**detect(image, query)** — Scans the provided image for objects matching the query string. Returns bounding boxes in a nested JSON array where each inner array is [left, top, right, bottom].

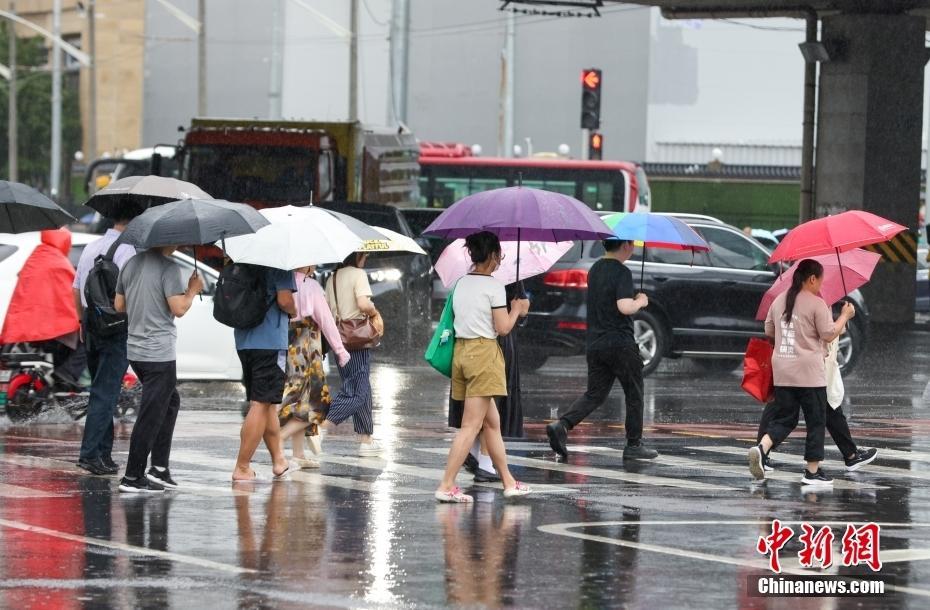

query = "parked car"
[[398, 208, 454, 318], [315, 202, 434, 356], [520, 216, 870, 376], [0, 232, 241, 381]]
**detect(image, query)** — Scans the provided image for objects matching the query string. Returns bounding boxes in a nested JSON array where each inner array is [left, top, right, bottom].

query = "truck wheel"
[[634, 311, 667, 377]]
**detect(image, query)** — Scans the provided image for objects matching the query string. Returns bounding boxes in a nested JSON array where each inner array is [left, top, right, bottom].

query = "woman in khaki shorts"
[[435, 231, 533, 503]]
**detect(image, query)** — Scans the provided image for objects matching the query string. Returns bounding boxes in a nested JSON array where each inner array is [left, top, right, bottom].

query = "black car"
[[316, 202, 434, 357], [520, 216, 870, 376]]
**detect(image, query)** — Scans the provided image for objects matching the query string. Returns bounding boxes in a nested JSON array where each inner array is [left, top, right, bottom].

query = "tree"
[[0, 20, 83, 204]]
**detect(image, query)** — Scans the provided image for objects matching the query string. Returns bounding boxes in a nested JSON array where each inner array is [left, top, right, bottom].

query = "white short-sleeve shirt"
[[452, 274, 507, 339]]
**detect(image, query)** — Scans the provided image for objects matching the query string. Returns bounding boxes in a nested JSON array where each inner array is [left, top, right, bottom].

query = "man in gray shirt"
[[115, 246, 202, 493]]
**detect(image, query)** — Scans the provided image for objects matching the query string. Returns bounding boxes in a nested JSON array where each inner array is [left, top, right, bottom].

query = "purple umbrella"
[[422, 186, 613, 285]]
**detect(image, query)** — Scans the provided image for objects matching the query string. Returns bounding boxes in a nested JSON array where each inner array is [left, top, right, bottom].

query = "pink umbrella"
[[755, 248, 881, 321], [435, 238, 574, 288]]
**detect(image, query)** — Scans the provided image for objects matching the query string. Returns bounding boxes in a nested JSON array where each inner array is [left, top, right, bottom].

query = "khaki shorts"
[[451, 337, 508, 401]]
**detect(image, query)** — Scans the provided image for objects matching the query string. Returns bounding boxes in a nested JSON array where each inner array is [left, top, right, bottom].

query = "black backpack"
[[83, 241, 128, 338], [213, 263, 273, 329]]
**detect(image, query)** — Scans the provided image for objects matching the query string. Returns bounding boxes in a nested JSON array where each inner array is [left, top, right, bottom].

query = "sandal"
[[503, 481, 532, 498], [434, 486, 474, 503], [272, 463, 294, 480]]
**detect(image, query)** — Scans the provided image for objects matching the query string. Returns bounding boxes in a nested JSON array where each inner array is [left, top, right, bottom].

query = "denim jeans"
[[78, 322, 129, 462]]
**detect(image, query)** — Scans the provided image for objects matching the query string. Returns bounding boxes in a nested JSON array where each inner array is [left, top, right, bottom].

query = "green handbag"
[[424, 286, 456, 377]]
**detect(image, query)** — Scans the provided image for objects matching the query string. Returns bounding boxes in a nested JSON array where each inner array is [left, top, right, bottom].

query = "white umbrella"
[[358, 226, 427, 255], [223, 205, 363, 270]]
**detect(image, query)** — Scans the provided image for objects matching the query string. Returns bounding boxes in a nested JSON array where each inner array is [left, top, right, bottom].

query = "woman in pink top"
[[278, 266, 350, 468], [749, 259, 856, 487]]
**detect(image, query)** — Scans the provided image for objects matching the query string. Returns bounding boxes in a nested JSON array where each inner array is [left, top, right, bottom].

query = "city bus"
[[417, 142, 651, 213]]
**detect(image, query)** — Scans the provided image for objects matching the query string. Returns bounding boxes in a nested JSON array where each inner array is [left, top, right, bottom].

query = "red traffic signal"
[[580, 68, 602, 130], [588, 131, 603, 160]]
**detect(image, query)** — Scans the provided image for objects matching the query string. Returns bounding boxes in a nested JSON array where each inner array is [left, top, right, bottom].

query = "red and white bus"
[[418, 142, 651, 213]]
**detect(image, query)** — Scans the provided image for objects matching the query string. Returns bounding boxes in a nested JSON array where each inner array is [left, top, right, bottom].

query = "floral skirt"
[[278, 318, 331, 430]]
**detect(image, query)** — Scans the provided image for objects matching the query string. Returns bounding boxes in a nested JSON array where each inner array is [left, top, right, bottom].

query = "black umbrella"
[[85, 176, 213, 219], [119, 199, 269, 249], [0, 180, 75, 233]]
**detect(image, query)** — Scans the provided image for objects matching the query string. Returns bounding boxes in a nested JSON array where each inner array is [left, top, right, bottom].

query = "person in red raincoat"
[[0, 229, 83, 380]]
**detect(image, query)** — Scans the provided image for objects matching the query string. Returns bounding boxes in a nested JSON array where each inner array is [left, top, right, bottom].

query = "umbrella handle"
[[193, 245, 202, 301], [640, 246, 646, 293], [835, 247, 848, 298]]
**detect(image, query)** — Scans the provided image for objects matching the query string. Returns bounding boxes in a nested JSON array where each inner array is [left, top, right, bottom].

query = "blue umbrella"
[[603, 212, 710, 290]]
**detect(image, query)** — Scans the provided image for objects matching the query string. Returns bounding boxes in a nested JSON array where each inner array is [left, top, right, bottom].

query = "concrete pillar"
[[815, 13, 927, 323]]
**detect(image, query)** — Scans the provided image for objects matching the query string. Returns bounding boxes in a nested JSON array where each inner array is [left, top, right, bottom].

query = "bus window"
[[580, 181, 615, 211], [422, 176, 509, 208], [521, 179, 575, 197]]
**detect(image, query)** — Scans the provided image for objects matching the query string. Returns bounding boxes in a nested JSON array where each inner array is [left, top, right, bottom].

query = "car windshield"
[[0, 244, 18, 264], [697, 226, 771, 271]]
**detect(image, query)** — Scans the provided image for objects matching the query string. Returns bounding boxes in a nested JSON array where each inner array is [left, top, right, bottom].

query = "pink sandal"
[[503, 481, 532, 498], [434, 486, 474, 503]]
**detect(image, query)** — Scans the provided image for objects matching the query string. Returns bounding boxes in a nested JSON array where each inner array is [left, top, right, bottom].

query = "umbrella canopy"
[[120, 199, 268, 249], [0, 181, 75, 233], [358, 226, 427, 255], [223, 205, 363, 270], [602, 212, 710, 251], [315, 207, 384, 241], [435, 238, 573, 288], [422, 187, 613, 242], [603, 212, 710, 290], [755, 249, 880, 320], [768, 210, 907, 263], [85, 176, 213, 219]]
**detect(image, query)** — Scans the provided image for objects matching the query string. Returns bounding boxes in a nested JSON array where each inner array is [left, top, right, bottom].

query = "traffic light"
[[588, 131, 604, 160], [580, 68, 602, 130]]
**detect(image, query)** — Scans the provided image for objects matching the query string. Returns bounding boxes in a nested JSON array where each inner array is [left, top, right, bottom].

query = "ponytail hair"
[[784, 259, 823, 323]]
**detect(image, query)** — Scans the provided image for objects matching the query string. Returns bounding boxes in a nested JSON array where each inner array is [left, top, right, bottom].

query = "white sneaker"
[[358, 440, 383, 457], [292, 457, 320, 469]]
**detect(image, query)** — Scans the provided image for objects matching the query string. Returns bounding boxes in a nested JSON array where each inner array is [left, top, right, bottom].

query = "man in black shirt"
[[546, 239, 659, 461]]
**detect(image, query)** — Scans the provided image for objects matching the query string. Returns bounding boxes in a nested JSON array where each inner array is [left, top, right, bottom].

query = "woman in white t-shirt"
[[749, 259, 856, 487], [435, 231, 532, 503]]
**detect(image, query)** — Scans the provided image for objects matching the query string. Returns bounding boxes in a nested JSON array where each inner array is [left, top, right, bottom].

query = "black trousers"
[[757, 400, 857, 459], [560, 345, 644, 442], [125, 360, 180, 480], [761, 386, 828, 463]]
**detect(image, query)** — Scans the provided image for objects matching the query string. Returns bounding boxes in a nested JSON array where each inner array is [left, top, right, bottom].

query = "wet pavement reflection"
[[0, 326, 928, 608]]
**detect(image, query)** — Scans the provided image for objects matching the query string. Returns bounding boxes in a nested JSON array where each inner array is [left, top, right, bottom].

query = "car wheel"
[[837, 321, 862, 375], [634, 311, 667, 377], [693, 359, 741, 373]]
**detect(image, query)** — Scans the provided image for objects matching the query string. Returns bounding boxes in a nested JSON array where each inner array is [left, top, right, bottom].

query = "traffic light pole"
[[581, 127, 589, 160], [8, 1, 17, 182]]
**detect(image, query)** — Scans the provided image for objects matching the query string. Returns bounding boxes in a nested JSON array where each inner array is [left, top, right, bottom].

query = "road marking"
[[0, 518, 256, 575], [170, 450, 435, 496], [538, 521, 930, 598], [415, 447, 739, 492], [317, 454, 575, 495]]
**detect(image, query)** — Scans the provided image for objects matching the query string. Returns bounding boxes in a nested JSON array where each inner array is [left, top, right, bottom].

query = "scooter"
[[0, 347, 140, 423]]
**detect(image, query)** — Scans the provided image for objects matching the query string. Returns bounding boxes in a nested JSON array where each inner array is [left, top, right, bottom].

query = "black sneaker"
[[763, 453, 775, 472], [748, 444, 765, 481], [845, 448, 878, 472], [119, 476, 165, 494], [801, 468, 834, 486], [623, 442, 659, 460], [100, 456, 119, 475], [473, 467, 501, 483], [146, 467, 178, 489], [463, 453, 479, 474], [546, 421, 569, 459], [77, 456, 109, 476]]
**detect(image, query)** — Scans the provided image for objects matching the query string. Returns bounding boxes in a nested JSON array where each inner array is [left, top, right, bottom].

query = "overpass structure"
[[617, 0, 929, 323]]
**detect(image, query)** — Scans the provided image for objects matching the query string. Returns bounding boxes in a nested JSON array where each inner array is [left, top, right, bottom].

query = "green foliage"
[[649, 179, 801, 230], [0, 21, 83, 203]]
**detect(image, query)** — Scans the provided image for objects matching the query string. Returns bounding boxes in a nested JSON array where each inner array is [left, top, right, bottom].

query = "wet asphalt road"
[[0, 325, 928, 609]]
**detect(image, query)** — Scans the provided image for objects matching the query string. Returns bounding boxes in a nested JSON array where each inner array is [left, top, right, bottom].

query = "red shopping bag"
[[741, 337, 775, 403]]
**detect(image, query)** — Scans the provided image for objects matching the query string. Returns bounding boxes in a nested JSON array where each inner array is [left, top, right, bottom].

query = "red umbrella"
[[755, 248, 881, 320], [768, 210, 906, 293]]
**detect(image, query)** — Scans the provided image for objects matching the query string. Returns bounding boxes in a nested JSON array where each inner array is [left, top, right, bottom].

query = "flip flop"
[[272, 464, 294, 480]]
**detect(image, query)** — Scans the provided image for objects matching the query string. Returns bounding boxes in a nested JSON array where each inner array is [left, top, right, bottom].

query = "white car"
[[0, 232, 241, 381]]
